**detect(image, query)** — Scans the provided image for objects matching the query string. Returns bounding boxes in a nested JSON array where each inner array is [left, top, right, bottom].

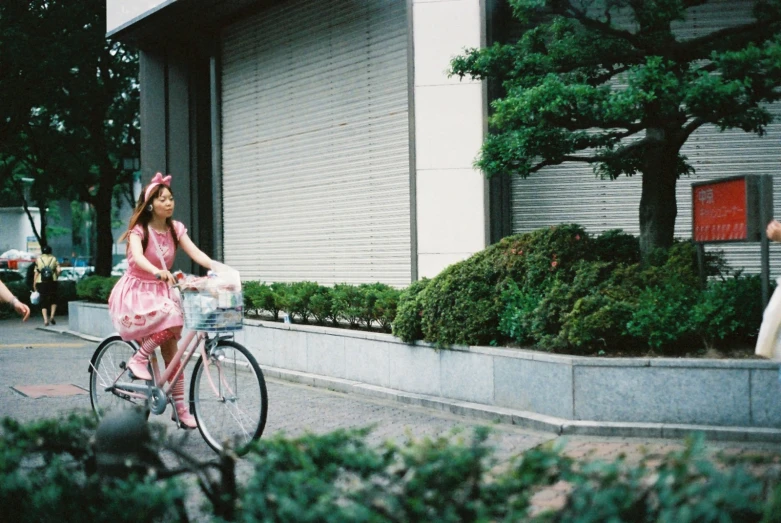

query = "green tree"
[[451, 0, 781, 260], [0, 0, 139, 274]]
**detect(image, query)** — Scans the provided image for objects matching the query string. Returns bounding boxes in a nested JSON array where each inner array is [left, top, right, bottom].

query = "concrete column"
[[412, 0, 488, 279]]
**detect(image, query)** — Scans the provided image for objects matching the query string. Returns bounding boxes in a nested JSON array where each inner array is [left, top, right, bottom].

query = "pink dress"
[[108, 221, 188, 341]]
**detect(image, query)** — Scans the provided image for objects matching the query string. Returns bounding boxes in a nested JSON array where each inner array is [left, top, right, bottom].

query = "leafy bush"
[[413, 224, 633, 348], [688, 274, 765, 348], [374, 285, 400, 332], [285, 281, 320, 323], [309, 285, 336, 325], [547, 434, 771, 522], [0, 414, 186, 522], [4, 415, 775, 522], [76, 276, 120, 303], [332, 283, 364, 328], [419, 251, 505, 346], [392, 278, 430, 342], [357, 283, 399, 330], [498, 279, 541, 346]]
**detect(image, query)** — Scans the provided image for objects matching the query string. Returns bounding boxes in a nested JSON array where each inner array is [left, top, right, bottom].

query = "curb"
[[53, 327, 781, 442], [38, 325, 102, 343], [260, 365, 781, 443]]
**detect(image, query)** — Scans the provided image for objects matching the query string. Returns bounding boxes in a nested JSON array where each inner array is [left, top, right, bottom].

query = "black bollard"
[[94, 409, 162, 479]]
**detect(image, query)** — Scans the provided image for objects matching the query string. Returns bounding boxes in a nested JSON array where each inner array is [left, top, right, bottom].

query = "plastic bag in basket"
[[210, 261, 241, 290]]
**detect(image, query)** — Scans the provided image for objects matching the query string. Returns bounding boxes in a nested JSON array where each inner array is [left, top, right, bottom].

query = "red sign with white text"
[[693, 178, 748, 242]]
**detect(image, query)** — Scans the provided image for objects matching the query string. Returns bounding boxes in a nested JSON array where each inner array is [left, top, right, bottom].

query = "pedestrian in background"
[[0, 279, 31, 321], [34, 245, 60, 326]]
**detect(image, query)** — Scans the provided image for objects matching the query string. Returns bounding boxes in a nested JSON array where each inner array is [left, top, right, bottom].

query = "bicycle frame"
[[99, 329, 233, 407]]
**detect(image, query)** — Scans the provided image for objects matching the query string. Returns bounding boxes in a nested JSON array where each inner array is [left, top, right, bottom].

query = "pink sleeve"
[[174, 220, 188, 238], [129, 224, 144, 237]]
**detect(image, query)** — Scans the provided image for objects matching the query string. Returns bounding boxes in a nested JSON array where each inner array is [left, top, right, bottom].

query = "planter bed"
[[68, 301, 781, 440]]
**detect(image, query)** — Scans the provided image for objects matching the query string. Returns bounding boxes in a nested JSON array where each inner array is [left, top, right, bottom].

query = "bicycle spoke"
[[191, 340, 267, 455], [89, 338, 149, 419]]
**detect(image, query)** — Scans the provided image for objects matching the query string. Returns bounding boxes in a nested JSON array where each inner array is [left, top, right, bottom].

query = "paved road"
[[3, 316, 780, 517]]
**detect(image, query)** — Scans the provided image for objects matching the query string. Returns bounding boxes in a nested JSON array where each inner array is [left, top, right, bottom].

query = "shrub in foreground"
[[2, 415, 778, 522]]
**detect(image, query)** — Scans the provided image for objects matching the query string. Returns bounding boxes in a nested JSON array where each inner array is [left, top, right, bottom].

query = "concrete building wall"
[[412, 0, 488, 278]]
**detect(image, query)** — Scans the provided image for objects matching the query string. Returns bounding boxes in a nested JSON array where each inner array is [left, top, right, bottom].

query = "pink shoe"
[[172, 402, 197, 429], [126, 354, 152, 381]]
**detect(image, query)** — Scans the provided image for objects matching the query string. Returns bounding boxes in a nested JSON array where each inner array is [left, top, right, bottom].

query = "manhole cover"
[[12, 384, 88, 398]]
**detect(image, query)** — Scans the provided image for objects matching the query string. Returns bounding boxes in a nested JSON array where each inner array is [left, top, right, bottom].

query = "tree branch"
[[529, 155, 598, 174], [677, 20, 778, 58], [527, 133, 656, 174], [675, 117, 707, 148], [556, 3, 648, 50]]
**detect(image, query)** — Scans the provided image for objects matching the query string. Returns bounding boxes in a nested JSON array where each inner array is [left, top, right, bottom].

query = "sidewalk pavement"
[[7, 316, 781, 517]]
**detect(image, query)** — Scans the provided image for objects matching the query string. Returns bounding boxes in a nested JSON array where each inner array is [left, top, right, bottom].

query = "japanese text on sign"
[[692, 178, 748, 242]]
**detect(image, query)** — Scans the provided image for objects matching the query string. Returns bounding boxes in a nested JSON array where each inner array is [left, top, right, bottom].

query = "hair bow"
[[144, 172, 172, 201]]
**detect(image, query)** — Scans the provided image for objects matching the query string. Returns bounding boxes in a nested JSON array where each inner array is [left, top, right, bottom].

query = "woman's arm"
[[178, 233, 213, 270], [768, 220, 781, 242], [0, 280, 30, 321]]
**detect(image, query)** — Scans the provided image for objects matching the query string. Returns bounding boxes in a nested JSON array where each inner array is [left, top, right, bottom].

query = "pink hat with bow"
[[144, 172, 172, 202]]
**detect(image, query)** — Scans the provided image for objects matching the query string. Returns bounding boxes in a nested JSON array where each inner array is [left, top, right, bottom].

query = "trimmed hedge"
[[76, 276, 120, 303], [393, 225, 763, 354], [244, 281, 401, 332], [2, 414, 778, 522], [62, 224, 763, 354]]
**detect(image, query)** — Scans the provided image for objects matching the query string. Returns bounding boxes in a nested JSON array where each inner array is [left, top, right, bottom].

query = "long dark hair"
[[119, 184, 179, 253]]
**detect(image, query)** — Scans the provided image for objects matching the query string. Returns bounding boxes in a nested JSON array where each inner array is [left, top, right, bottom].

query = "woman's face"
[[151, 187, 175, 220]]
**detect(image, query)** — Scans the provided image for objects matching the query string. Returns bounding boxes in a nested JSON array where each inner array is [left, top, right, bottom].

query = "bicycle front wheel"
[[190, 340, 268, 455], [89, 336, 149, 419]]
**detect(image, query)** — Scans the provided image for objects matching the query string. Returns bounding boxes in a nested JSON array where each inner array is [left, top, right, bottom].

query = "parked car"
[[59, 267, 94, 282], [111, 259, 128, 277], [0, 269, 25, 283]]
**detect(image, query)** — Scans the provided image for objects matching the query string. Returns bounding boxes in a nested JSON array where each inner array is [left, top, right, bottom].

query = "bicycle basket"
[[181, 288, 243, 332]]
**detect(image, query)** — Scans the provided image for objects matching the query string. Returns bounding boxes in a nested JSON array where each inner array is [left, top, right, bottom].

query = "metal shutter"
[[509, 0, 781, 275], [221, 0, 411, 286]]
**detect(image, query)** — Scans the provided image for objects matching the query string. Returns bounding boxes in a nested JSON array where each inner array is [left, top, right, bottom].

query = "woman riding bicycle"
[[108, 172, 213, 429]]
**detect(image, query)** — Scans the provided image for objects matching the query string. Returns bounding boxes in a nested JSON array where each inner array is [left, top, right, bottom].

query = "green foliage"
[[285, 281, 320, 323], [420, 250, 505, 347], [626, 276, 700, 351], [547, 434, 769, 522], [392, 278, 431, 342], [76, 275, 119, 303], [689, 274, 765, 348], [309, 284, 336, 325], [450, 0, 781, 255], [242, 426, 561, 522], [332, 283, 364, 328], [415, 223, 758, 354], [2, 415, 777, 521], [374, 285, 400, 332], [0, 1, 140, 273], [498, 279, 541, 346], [357, 283, 399, 331], [0, 414, 186, 523], [417, 224, 608, 348], [533, 260, 638, 352]]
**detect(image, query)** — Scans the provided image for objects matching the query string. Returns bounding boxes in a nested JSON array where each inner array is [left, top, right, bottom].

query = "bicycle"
[[87, 272, 268, 455]]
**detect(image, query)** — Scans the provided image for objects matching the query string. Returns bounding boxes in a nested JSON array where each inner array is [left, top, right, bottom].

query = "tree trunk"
[[93, 180, 115, 276], [639, 140, 679, 262]]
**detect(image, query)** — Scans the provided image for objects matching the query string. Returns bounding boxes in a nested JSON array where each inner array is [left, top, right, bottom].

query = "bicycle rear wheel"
[[89, 336, 149, 419], [190, 340, 268, 455]]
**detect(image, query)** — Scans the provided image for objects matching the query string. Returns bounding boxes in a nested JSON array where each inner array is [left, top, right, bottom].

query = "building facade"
[[108, 0, 781, 285]]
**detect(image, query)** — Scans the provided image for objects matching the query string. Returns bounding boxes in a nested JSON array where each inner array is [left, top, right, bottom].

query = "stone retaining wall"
[[69, 301, 781, 431]]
